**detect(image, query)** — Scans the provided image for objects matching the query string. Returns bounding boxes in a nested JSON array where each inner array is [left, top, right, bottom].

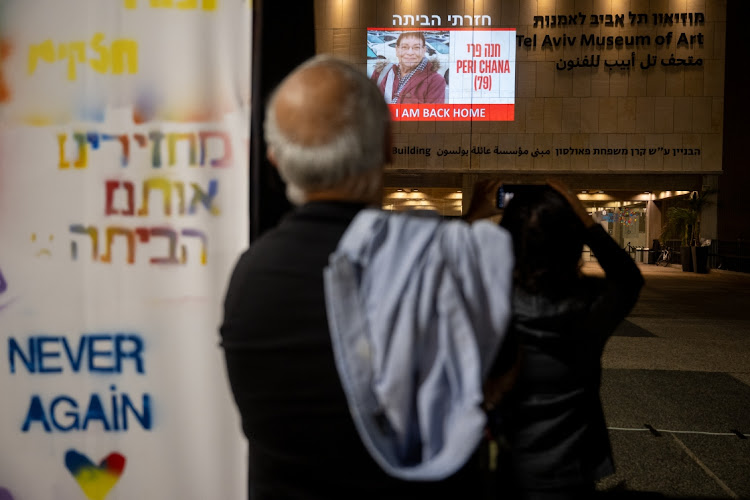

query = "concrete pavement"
[[587, 262, 750, 499]]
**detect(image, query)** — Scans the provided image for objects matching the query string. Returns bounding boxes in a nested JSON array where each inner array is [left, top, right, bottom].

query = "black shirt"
[[220, 201, 483, 499]]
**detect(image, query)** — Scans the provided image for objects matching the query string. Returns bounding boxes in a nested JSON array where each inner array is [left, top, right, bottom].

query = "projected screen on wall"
[[367, 28, 516, 121]]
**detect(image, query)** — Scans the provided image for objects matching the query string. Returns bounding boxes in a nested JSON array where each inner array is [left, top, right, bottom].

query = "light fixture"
[[581, 190, 588, 194], [396, 188, 403, 192], [598, 190, 604, 194], [411, 188, 419, 192]]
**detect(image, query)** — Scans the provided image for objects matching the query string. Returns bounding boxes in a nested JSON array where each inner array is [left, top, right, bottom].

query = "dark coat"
[[504, 225, 644, 492]]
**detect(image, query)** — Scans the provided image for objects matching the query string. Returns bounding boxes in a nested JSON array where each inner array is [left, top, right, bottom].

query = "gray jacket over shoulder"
[[323, 209, 514, 480]]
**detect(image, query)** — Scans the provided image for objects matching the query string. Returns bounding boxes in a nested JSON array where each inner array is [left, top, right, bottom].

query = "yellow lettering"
[[57, 134, 71, 169], [28, 39, 55, 75], [89, 32, 110, 74], [60, 41, 86, 81], [124, 0, 216, 9], [28, 36, 138, 80], [111, 39, 138, 74]]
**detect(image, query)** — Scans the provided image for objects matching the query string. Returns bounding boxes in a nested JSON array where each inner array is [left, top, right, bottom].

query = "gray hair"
[[264, 55, 391, 205]]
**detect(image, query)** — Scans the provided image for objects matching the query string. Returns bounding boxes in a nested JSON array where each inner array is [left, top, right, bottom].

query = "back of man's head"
[[264, 55, 391, 205]]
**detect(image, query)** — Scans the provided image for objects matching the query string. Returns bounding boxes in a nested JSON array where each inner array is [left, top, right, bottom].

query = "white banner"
[[0, 1, 250, 499]]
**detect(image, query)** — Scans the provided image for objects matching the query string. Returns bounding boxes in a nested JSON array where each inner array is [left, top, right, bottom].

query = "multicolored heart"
[[64, 450, 126, 500]]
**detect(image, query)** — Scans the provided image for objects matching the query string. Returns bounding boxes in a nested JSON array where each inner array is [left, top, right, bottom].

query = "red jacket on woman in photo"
[[371, 59, 446, 104]]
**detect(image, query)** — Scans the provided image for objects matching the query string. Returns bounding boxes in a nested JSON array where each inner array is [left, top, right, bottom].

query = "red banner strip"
[[389, 104, 514, 122]]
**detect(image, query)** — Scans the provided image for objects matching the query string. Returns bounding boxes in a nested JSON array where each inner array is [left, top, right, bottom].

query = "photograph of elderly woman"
[[367, 30, 449, 104]]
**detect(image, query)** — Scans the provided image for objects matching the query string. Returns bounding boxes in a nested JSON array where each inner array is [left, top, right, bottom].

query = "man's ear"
[[266, 146, 278, 167]]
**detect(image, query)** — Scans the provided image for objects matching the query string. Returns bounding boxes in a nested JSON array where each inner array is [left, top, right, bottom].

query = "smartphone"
[[496, 184, 546, 208]]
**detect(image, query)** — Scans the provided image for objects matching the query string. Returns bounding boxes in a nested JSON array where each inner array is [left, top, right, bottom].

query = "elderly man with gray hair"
[[220, 55, 517, 499]]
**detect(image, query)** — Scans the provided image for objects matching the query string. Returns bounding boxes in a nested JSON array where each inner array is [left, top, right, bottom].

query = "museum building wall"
[[313, 0, 726, 243]]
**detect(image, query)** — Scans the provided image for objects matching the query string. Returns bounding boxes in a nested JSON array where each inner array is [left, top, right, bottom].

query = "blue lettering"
[[51, 396, 79, 431], [63, 337, 86, 372], [21, 395, 51, 432], [122, 393, 152, 430], [88, 335, 115, 373], [8, 337, 34, 373], [82, 394, 111, 430], [115, 335, 145, 374], [37, 336, 62, 373], [7, 334, 145, 374], [110, 385, 120, 430], [19, 391, 152, 433]]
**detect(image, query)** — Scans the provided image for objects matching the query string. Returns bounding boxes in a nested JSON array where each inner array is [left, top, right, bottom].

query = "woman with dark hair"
[[497, 181, 644, 500]]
